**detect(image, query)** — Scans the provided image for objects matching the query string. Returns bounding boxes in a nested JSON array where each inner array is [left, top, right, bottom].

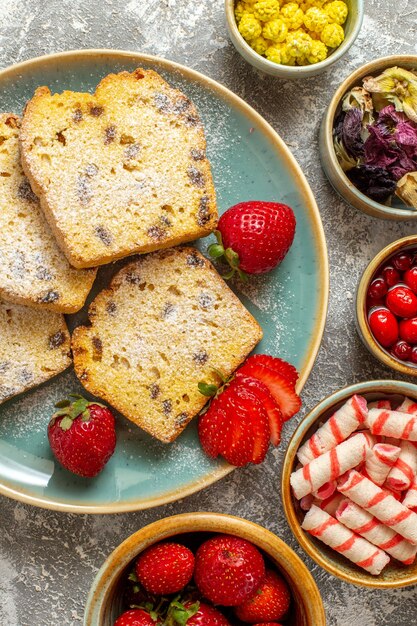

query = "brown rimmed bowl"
[[356, 235, 417, 376], [84, 512, 326, 625], [320, 55, 417, 219], [282, 380, 417, 588]]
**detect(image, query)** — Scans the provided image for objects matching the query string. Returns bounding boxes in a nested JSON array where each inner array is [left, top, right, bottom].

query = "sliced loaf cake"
[[20, 69, 218, 269], [0, 114, 96, 312], [0, 300, 71, 405], [72, 247, 262, 442]]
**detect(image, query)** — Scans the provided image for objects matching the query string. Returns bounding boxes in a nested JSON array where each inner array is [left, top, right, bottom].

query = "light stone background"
[[0, 0, 417, 624]]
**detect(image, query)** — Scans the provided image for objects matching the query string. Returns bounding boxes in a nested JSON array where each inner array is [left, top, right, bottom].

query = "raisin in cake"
[[0, 114, 96, 312], [0, 300, 71, 405], [72, 247, 262, 442], [20, 69, 218, 269]]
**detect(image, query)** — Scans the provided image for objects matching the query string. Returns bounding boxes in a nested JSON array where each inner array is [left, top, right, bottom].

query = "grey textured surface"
[[0, 0, 417, 625]]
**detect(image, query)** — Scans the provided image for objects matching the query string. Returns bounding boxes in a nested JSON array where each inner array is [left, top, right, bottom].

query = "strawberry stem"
[[208, 230, 248, 281]]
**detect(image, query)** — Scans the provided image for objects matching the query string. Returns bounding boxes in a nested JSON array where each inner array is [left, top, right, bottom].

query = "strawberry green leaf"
[[68, 398, 89, 419], [225, 247, 240, 269], [54, 399, 71, 408], [59, 416, 74, 431], [207, 243, 224, 259], [221, 268, 235, 280], [212, 368, 228, 383], [198, 382, 218, 397]]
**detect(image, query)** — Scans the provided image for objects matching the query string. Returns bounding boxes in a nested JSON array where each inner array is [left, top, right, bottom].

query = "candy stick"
[[397, 397, 417, 414], [367, 408, 417, 441], [301, 505, 390, 575], [403, 478, 417, 512], [290, 433, 369, 499], [300, 494, 314, 511], [385, 441, 417, 491], [363, 443, 401, 486], [297, 395, 368, 465], [316, 492, 345, 517], [336, 499, 417, 565], [337, 470, 417, 545], [313, 481, 337, 500], [368, 400, 392, 410]]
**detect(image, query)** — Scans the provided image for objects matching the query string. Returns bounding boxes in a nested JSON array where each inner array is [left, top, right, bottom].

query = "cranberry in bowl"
[[356, 235, 417, 376]]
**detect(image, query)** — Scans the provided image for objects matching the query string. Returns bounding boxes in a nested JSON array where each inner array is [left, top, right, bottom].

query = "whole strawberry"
[[194, 535, 265, 606], [166, 600, 231, 625], [234, 569, 291, 623], [48, 395, 116, 477], [114, 609, 158, 626], [209, 201, 296, 277], [135, 542, 195, 595]]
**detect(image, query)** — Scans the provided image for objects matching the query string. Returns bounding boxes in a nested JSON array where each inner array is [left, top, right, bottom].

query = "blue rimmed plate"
[[0, 50, 328, 513]]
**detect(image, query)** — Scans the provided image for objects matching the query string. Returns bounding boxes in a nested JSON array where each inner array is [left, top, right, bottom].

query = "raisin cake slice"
[[0, 300, 71, 405], [0, 114, 97, 312], [20, 69, 218, 269], [72, 247, 262, 443]]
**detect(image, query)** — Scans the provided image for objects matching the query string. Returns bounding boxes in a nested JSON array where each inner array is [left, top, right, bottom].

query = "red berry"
[[234, 569, 291, 623], [382, 265, 401, 287], [411, 346, 417, 364], [194, 535, 265, 606], [368, 307, 399, 348], [234, 374, 283, 446], [404, 267, 417, 294], [392, 252, 413, 272], [212, 201, 296, 275], [399, 318, 417, 344], [185, 602, 231, 626], [391, 340, 412, 361], [47, 397, 116, 478], [135, 542, 195, 595], [386, 285, 417, 318], [239, 354, 299, 389], [253, 624, 284, 625], [366, 295, 384, 310], [114, 609, 156, 626], [367, 277, 388, 300]]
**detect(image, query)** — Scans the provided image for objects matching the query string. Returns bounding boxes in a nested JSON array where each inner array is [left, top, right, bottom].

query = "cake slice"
[[72, 247, 262, 442], [20, 68, 218, 269], [0, 113, 96, 312], [0, 300, 71, 405]]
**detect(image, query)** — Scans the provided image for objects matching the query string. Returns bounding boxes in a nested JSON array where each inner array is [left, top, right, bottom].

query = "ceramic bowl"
[[320, 55, 417, 219], [225, 0, 363, 78], [84, 512, 326, 625], [356, 235, 417, 376], [282, 379, 417, 588]]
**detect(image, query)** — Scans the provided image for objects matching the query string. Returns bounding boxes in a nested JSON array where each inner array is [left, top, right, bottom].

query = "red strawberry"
[[194, 535, 265, 606], [114, 609, 157, 626], [234, 374, 283, 446], [240, 355, 299, 389], [253, 623, 284, 625], [198, 397, 230, 458], [234, 570, 291, 623], [183, 602, 231, 625], [47, 395, 116, 477], [135, 542, 195, 595], [232, 383, 271, 463], [208, 201, 296, 277], [236, 362, 301, 421]]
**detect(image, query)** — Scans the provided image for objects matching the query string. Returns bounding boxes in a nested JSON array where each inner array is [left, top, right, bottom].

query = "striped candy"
[[338, 470, 417, 545], [301, 505, 390, 575], [367, 408, 417, 441], [297, 395, 368, 465], [385, 440, 417, 491], [403, 478, 417, 512], [336, 499, 417, 565], [363, 443, 401, 486], [291, 433, 369, 499], [317, 492, 345, 517]]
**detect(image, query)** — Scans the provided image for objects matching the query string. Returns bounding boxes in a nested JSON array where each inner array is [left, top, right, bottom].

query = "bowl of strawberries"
[[83, 512, 325, 626]]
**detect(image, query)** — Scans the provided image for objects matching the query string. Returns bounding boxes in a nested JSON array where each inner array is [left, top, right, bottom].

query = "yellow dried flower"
[[251, 35, 270, 55], [280, 3, 304, 29], [265, 44, 283, 63], [235, 1, 254, 22], [279, 43, 297, 65], [253, 0, 281, 21], [303, 7, 328, 32], [305, 39, 328, 63], [285, 30, 313, 58], [300, 0, 326, 10], [321, 22, 344, 47], [263, 18, 288, 42], [238, 14, 263, 41], [324, 0, 348, 25]]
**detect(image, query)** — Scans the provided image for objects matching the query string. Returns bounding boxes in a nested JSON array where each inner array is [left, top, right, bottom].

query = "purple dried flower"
[[342, 108, 364, 157], [347, 165, 397, 203], [364, 125, 398, 169]]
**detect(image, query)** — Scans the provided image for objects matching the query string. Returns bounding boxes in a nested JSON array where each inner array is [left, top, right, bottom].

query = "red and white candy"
[[403, 478, 417, 512], [367, 408, 417, 441], [363, 443, 401, 486], [301, 505, 390, 575]]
